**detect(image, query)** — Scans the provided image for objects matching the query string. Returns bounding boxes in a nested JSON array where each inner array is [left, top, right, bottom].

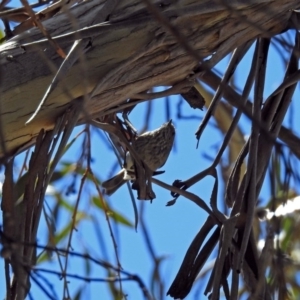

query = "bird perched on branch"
[[102, 120, 175, 196]]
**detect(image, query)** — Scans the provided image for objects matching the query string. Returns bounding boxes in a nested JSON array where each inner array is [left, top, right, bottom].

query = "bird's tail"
[[102, 169, 127, 195]]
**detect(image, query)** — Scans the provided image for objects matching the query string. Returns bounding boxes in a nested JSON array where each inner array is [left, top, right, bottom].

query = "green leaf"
[[14, 172, 29, 201], [92, 197, 133, 227], [36, 252, 48, 264], [54, 211, 89, 245], [54, 193, 75, 212], [111, 210, 133, 227], [84, 251, 91, 276], [49, 170, 68, 183], [73, 286, 84, 300], [0, 30, 4, 44]]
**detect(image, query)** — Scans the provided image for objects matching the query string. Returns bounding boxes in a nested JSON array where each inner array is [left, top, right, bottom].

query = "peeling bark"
[[0, 0, 297, 158]]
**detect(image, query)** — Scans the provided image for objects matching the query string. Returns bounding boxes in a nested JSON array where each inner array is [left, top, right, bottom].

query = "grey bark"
[[0, 0, 297, 158]]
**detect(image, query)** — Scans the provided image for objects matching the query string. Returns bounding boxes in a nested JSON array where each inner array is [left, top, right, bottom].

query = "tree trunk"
[[0, 0, 297, 159]]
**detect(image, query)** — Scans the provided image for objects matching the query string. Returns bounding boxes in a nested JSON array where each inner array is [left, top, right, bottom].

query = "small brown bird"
[[102, 120, 175, 195]]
